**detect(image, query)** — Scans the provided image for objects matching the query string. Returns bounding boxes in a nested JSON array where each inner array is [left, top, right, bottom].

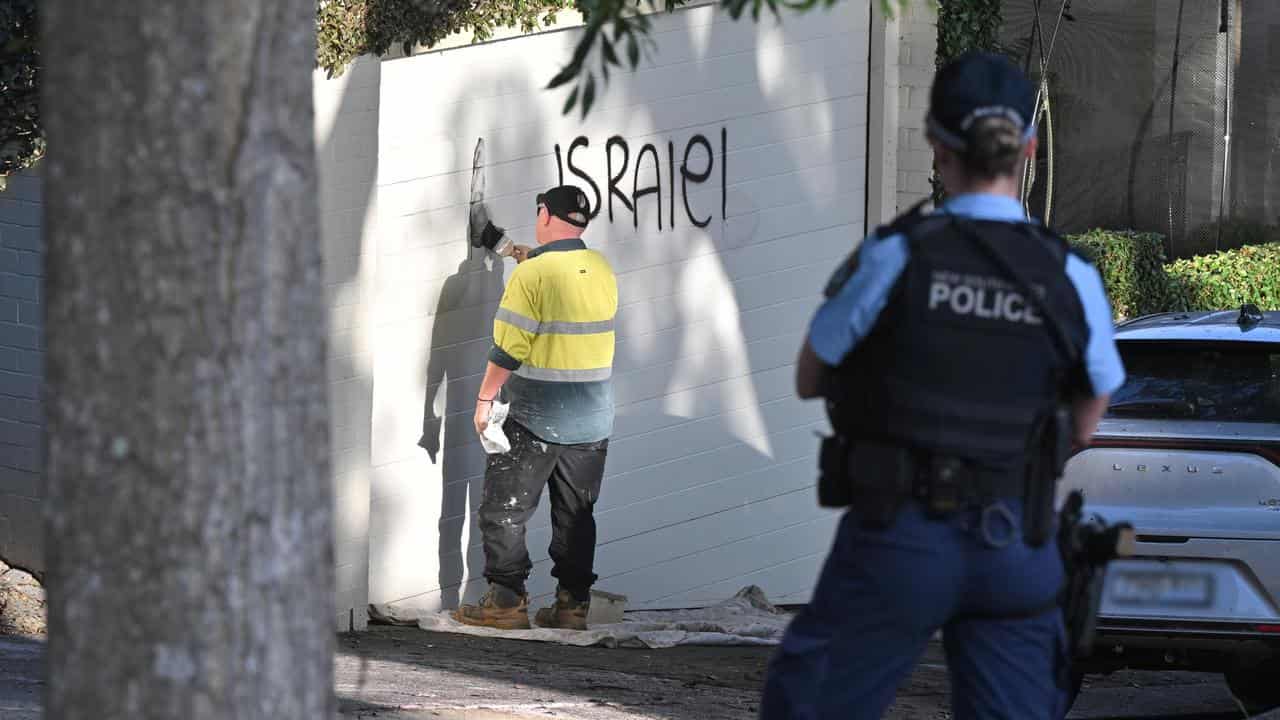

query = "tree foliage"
[[316, 0, 577, 80], [0, 0, 41, 191], [935, 0, 1002, 67]]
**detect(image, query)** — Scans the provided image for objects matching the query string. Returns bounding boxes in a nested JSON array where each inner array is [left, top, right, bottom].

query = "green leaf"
[[581, 72, 597, 117], [547, 63, 579, 89], [626, 33, 640, 67], [562, 85, 580, 115], [570, 19, 602, 68], [601, 36, 619, 65]]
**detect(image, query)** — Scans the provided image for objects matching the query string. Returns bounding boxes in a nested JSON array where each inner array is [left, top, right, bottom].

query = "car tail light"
[[1255, 624, 1280, 634], [1082, 437, 1280, 468]]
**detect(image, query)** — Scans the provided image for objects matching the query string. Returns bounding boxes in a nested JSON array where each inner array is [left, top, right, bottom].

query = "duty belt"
[[826, 438, 1027, 544], [905, 451, 1025, 509], [906, 452, 1025, 548]]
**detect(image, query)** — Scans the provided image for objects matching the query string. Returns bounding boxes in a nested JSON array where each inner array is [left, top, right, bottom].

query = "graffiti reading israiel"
[[553, 129, 727, 231]]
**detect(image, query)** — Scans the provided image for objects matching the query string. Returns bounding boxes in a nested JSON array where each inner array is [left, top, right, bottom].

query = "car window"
[[1107, 341, 1280, 422]]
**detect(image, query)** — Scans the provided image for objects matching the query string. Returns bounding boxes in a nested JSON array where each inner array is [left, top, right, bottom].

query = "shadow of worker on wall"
[[418, 250, 505, 609]]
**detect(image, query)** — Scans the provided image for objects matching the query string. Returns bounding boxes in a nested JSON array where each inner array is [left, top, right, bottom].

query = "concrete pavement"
[[0, 636, 41, 720], [2, 626, 1275, 719]]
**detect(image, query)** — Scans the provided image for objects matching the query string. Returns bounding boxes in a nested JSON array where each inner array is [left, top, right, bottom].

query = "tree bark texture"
[[41, 2, 335, 718]]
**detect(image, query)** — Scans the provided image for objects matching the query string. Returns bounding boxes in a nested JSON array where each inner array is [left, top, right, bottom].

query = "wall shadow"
[[418, 252, 504, 609]]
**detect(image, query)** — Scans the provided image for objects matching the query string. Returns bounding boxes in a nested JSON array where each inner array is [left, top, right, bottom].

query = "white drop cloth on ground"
[[410, 586, 794, 648]]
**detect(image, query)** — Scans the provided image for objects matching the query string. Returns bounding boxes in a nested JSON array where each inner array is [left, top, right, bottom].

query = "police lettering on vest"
[[926, 270, 1044, 326], [828, 216, 1089, 465]]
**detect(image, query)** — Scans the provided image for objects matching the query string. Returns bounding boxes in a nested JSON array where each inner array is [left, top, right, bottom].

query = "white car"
[[1062, 306, 1280, 713]]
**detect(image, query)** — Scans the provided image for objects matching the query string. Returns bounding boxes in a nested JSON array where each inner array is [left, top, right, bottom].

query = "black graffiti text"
[[553, 129, 727, 232]]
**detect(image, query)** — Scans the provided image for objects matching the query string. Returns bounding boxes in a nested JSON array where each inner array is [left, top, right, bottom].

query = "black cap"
[[927, 51, 1036, 151], [536, 185, 591, 228]]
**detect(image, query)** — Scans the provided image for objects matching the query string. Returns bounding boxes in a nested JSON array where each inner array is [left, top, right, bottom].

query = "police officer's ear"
[[927, 134, 961, 176], [1022, 134, 1039, 162]]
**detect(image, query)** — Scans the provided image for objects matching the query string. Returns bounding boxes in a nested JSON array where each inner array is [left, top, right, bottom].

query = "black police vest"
[[827, 213, 1089, 469]]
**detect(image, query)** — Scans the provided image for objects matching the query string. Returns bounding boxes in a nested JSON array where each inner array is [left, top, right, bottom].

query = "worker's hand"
[[474, 400, 492, 437], [512, 245, 531, 263]]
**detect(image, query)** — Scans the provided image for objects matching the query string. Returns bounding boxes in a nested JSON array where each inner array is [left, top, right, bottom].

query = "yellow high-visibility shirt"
[[488, 238, 618, 444], [490, 239, 618, 382]]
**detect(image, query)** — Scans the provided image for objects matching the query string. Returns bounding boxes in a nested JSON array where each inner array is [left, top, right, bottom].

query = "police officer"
[[759, 52, 1125, 719]]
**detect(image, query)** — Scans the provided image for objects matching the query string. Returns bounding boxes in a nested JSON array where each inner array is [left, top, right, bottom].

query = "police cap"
[[926, 51, 1036, 152]]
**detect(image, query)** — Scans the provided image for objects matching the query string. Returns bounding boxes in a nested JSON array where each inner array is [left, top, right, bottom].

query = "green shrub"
[[1165, 243, 1280, 312], [1066, 230, 1169, 320], [1066, 230, 1280, 318]]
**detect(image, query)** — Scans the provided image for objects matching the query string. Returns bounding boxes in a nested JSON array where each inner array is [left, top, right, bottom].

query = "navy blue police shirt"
[[810, 193, 1125, 398]]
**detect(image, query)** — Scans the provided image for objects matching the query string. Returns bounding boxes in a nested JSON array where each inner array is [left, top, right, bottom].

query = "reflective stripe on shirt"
[[514, 365, 614, 382]]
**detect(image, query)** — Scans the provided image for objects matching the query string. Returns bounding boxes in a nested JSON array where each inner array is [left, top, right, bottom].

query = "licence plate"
[[1109, 570, 1214, 607]]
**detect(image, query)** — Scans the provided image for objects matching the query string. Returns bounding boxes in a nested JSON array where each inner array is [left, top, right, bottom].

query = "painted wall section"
[[315, 56, 381, 632], [866, 0, 938, 230], [896, 0, 939, 213], [367, 1, 869, 616], [0, 169, 43, 574]]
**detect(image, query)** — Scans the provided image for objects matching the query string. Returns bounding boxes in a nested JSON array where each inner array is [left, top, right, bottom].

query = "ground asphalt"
[[4, 625, 1279, 719]]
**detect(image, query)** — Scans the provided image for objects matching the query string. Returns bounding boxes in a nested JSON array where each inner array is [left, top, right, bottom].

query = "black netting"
[[998, 0, 1265, 259]]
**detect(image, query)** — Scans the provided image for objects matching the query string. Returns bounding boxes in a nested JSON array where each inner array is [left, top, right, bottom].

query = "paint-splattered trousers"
[[760, 499, 1071, 720], [480, 419, 608, 599]]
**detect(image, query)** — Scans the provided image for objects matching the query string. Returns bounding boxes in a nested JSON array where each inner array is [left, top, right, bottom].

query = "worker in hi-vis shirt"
[[455, 184, 618, 631]]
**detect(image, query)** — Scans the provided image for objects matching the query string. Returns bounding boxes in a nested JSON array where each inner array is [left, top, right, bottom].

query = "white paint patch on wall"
[[366, 1, 868, 616]]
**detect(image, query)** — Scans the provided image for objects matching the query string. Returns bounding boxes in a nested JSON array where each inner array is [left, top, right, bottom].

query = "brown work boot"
[[534, 587, 590, 630], [453, 583, 530, 630]]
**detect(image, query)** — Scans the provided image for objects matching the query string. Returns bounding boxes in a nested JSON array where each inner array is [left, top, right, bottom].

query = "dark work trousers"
[[479, 419, 608, 599], [760, 498, 1069, 720]]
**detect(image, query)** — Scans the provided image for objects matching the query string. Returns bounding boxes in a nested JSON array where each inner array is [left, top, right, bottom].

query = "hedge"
[[1064, 230, 1280, 320], [1164, 243, 1280, 313], [1065, 230, 1168, 320]]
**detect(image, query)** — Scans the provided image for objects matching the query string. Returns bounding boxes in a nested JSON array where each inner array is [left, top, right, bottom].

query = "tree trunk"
[[40, 3, 335, 718]]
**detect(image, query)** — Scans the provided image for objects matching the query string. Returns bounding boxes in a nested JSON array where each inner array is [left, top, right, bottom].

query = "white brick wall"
[[895, 0, 938, 213], [866, 0, 937, 229], [315, 56, 381, 632], [0, 169, 44, 575]]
